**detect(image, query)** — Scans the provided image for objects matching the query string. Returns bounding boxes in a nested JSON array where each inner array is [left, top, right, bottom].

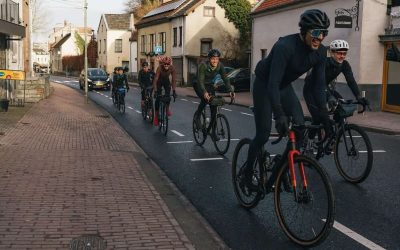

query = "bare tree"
[[124, 0, 161, 20], [31, 0, 50, 34]]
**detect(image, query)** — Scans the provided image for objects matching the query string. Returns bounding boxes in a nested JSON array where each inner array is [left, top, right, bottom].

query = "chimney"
[[130, 13, 135, 30]]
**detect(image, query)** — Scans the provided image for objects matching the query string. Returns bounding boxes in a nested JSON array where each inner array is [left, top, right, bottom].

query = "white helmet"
[[330, 39, 349, 51]]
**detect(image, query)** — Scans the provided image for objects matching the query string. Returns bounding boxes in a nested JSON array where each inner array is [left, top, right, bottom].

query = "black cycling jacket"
[[255, 33, 327, 112], [138, 69, 154, 89], [325, 57, 360, 97]]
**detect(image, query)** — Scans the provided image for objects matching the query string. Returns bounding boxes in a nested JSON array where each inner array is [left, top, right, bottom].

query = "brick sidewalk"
[[0, 84, 194, 249]]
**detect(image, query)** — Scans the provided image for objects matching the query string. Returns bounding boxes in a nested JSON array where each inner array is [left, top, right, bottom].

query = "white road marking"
[[54, 80, 62, 83], [135, 110, 141, 114], [108, 98, 112, 100], [167, 140, 193, 144], [359, 150, 386, 153], [96, 91, 100, 94], [329, 220, 386, 250], [240, 112, 254, 117], [221, 108, 232, 111], [346, 135, 362, 138], [171, 130, 185, 137], [128, 107, 134, 110], [181, 98, 188, 101], [104, 95, 109, 98], [192, 101, 200, 104], [220, 138, 240, 142], [99, 93, 104, 96], [190, 158, 224, 162]]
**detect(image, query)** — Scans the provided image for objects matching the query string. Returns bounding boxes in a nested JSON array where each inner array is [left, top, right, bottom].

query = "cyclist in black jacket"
[[138, 62, 155, 108], [304, 39, 369, 113], [241, 9, 331, 190]]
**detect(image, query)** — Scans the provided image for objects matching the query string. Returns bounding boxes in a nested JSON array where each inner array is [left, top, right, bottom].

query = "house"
[[251, 0, 390, 111], [48, 22, 93, 74], [0, 0, 28, 72], [135, 0, 242, 86], [97, 13, 136, 74], [32, 43, 50, 73]]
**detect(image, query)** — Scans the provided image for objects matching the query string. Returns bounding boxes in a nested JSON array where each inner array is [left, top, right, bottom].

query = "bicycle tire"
[[148, 102, 154, 123], [232, 138, 263, 209], [163, 107, 169, 136], [158, 103, 163, 132], [192, 110, 207, 146], [213, 114, 231, 155], [334, 124, 373, 183], [142, 101, 147, 120], [274, 155, 335, 247], [120, 95, 125, 114]]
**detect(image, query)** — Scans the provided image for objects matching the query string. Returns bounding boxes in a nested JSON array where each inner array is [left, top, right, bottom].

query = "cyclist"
[[152, 56, 177, 126], [114, 67, 130, 95], [138, 62, 155, 108], [194, 49, 235, 141], [111, 66, 119, 100], [241, 9, 331, 190], [305, 39, 369, 111]]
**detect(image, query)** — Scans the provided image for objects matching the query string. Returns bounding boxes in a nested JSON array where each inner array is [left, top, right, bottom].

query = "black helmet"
[[142, 61, 149, 67], [123, 66, 129, 72], [114, 66, 119, 71], [208, 49, 221, 58], [299, 9, 330, 31]]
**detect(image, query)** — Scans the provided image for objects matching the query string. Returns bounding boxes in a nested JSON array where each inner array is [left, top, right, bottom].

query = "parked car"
[[224, 66, 235, 74], [79, 68, 111, 91], [215, 68, 250, 92]]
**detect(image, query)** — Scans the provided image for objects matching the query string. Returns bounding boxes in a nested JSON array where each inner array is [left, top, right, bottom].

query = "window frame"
[[179, 26, 183, 47], [203, 6, 215, 17], [173, 27, 177, 47], [115, 39, 122, 53]]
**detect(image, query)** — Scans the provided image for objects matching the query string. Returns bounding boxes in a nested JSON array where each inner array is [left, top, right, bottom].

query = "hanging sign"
[[335, 15, 353, 28], [0, 69, 25, 80]]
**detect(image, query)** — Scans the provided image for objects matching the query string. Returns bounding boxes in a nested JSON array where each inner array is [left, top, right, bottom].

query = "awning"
[[0, 20, 26, 38]]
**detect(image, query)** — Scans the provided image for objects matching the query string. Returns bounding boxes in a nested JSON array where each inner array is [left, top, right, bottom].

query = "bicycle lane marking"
[[240, 112, 253, 117], [167, 141, 193, 144], [323, 220, 386, 250], [221, 108, 232, 112], [190, 158, 224, 162], [171, 130, 185, 137]]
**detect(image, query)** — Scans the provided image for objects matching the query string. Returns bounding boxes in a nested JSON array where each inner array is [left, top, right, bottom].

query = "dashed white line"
[[167, 140, 193, 144], [329, 220, 386, 250], [190, 158, 224, 162], [359, 150, 386, 153], [135, 110, 141, 114], [171, 130, 185, 137], [108, 98, 112, 100], [220, 138, 240, 142], [221, 108, 232, 112], [128, 107, 134, 110], [181, 98, 188, 101], [192, 101, 200, 104], [104, 95, 109, 98], [241, 112, 254, 116]]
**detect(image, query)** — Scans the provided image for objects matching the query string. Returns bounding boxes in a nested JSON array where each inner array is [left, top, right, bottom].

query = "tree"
[[31, 0, 49, 34], [216, 0, 252, 44], [124, 0, 161, 20], [74, 32, 85, 55]]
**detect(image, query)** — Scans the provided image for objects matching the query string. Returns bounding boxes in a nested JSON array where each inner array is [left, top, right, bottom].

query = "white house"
[[251, 0, 389, 110], [32, 43, 49, 72], [97, 13, 136, 74]]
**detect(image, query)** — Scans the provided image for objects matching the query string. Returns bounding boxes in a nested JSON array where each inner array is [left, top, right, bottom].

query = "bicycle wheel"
[[119, 95, 125, 114], [162, 106, 169, 136], [141, 100, 147, 120], [274, 155, 335, 247], [112, 92, 116, 105], [148, 101, 154, 123], [232, 138, 263, 209], [213, 113, 231, 155], [158, 103, 163, 132], [192, 110, 207, 146], [334, 124, 373, 183]]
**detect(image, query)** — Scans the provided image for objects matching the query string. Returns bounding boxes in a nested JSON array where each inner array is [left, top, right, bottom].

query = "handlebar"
[[209, 95, 235, 105], [337, 98, 371, 114], [270, 123, 327, 146]]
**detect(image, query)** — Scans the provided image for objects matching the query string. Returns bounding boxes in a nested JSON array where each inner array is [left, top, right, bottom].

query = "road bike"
[[115, 87, 126, 114], [302, 99, 373, 183], [141, 86, 154, 123], [156, 93, 176, 136], [192, 95, 234, 155], [232, 118, 335, 247]]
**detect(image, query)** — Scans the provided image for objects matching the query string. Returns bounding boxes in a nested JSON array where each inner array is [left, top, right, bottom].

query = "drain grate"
[[69, 235, 106, 250]]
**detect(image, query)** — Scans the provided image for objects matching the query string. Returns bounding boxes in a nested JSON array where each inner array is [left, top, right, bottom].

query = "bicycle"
[[192, 95, 234, 155], [232, 118, 335, 247], [302, 99, 373, 183], [141, 86, 154, 123], [156, 93, 176, 136], [115, 87, 126, 114]]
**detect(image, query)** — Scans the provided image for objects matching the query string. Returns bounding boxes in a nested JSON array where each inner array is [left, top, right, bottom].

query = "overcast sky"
[[35, 0, 127, 42]]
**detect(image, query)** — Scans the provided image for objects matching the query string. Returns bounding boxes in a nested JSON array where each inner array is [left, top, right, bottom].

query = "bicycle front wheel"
[[213, 114, 230, 155], [275, 155, 335, 247], [141, 101, 147, 120], [119, 96, 125, 114], [192, 111, 207, 146], [232, 138, 263, 209], [334, 124, 373, 183]]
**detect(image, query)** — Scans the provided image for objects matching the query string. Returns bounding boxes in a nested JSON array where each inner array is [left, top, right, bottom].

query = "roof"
[[252, 0, 297, 14], [144, 0, 186, 18], [171, 0, 204, 18], [104, 14, 131, 30], [50, 33, 71, 49]]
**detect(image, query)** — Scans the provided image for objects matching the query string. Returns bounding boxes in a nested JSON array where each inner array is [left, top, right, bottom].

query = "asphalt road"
[[53, 76, 399, 250]]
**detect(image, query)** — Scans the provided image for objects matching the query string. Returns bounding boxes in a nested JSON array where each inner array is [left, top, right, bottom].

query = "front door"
[[383, 42, 400, 113]]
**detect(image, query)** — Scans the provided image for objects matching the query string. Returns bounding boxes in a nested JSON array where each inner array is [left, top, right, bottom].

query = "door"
[[382, 42, 400, 113]]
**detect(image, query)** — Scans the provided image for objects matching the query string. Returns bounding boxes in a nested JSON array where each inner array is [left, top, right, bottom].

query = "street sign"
[[335, 15, 353, 28], [0, 69, 25, 80], [154, 45, 162, 54]]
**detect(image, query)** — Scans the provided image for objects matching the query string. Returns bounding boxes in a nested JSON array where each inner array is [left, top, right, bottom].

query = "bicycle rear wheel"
[[232, 138, 263, 209], [119, 96, 125, 114], [334, 124, 373, 183], [275, 155, 335, 247], [148, 101, 154, 123], [141, 100, 147, 120], [192, 110, 207, 146], [213, 114, 230, 155]]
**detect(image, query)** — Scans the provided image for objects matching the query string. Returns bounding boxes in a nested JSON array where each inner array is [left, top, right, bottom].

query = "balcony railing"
[[0, 0, 20, 25]]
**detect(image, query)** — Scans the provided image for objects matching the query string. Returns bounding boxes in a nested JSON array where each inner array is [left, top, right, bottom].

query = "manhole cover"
[[95, 114, 110, 118], [70, 235, 106, 250]]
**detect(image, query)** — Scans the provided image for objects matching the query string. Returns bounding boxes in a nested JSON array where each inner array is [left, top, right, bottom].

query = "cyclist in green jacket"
[[194, 49, 235, 140]]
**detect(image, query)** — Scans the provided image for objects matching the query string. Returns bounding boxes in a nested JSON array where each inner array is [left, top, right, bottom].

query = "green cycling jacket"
[[197, 62, 232, 95]]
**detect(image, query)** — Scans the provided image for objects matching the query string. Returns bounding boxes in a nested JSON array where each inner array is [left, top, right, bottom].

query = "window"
[[204, 6, 215, 17], [104, 39, 106, 53], [173, 28, 177, 47], [141, 35, 146, 53], [179, 26, 183, 47], [150, 34, 155, 52], [99, 40, 101, 54], [261, 49, 268, 59], [159, 32, 166, 53], [115, 39, 122, 53], [200, 39, 212, 56]]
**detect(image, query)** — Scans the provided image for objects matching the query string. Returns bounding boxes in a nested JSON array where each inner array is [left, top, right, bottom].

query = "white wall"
[[106, 30, 131, 73], [171, 17, 184, 57], [97, 16, 107, 70], [252, 0, 390, 86], [130, 41, 138, 73]]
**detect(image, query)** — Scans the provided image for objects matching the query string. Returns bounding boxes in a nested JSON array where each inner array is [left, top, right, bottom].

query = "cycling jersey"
[[115, 74, 129, 89], [138, 69, 155, 89], [324, 57, 360, 97], [153, 65, 176, 111], [196, 62, 232, 96]]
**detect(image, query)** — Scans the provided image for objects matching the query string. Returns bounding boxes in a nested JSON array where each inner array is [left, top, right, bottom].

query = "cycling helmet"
[[114, 66, 119, 72], [330, 39, 349, 51], [299, 9, 330, 31], [123, 66, 129, 73], [142, 61, 149, 67], [159, 56, 172, 65], [208, 49, 221, 58]]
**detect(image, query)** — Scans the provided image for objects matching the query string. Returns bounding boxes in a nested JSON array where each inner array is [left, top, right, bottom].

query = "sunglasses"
[[334, 51, 347, 56], [309, 29, 329, 38]]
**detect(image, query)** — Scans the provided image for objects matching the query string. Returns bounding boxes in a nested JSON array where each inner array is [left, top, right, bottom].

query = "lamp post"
[[84, 0, 88, 103]]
